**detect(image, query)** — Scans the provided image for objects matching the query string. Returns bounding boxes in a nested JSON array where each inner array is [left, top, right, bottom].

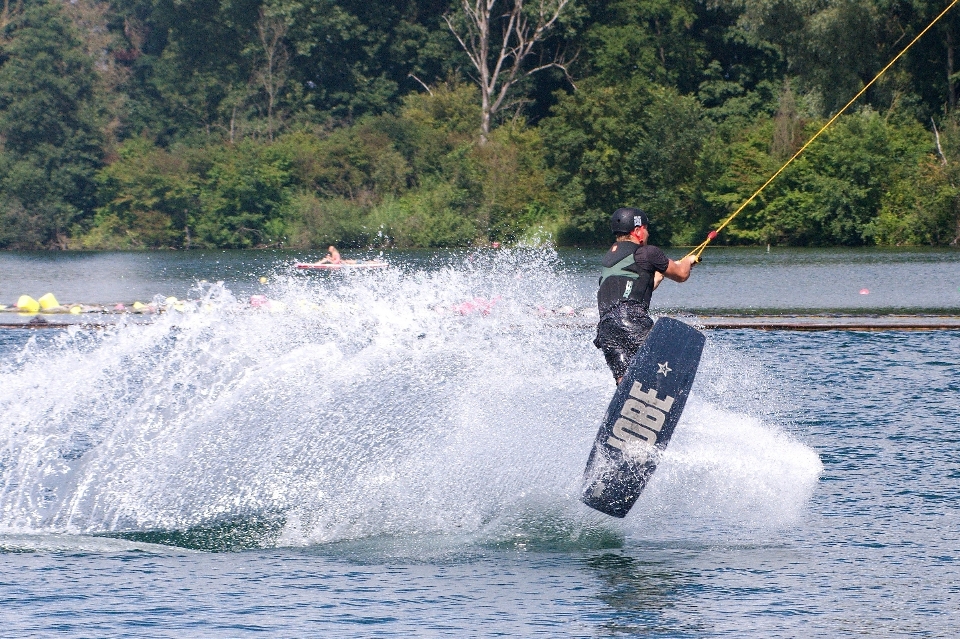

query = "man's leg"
[[595, 320, 636, 383], [594, 307, 654, 384]]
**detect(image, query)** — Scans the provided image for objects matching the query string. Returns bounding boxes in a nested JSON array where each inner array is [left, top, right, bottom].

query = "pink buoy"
[[859, 288, 870, 295], [452, 296, 502, 316]]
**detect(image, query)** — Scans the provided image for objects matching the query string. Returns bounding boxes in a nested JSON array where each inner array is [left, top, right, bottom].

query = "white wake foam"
[[0, 248, 821, 550]]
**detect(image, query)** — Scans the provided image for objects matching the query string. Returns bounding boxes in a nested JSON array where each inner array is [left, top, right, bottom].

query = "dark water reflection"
[[584, 551, 705, 637]]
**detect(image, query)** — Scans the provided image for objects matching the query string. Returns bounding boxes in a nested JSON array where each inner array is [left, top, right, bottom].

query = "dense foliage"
[[1, 0, 959, 249]]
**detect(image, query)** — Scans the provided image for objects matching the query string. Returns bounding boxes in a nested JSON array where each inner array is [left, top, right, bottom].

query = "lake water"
[[2, 246, 960, 312], [1, 247, 959, 637]]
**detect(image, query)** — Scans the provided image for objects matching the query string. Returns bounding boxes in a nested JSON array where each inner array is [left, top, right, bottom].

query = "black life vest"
[[597, 242, 656, 315]]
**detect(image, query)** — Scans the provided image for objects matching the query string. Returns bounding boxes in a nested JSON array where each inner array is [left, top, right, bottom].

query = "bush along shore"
[[1, 0, 960, 250]]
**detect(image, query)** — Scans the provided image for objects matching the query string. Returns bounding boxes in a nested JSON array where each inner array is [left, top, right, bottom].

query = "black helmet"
[[610, 207, 649, 234]]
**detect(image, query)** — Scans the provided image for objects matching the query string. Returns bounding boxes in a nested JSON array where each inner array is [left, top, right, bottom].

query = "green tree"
[[581, 0, 704, 92], [0, 0, 103, 248], [85, 137, 198, 248], [278, 0, 456, 119], [541, 78, 709, 244], [708, 110, 933, 245], [193, 140, 295, 248]]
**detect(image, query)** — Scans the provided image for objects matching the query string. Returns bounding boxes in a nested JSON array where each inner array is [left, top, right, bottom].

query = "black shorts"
[[593, 302, 654, 381]]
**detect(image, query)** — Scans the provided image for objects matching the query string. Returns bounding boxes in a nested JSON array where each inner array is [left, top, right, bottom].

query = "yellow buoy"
[[38, 293, 60, 310], [133, 301, 146, 311], [70, 305, 82, 314], [259, 276, 268, 284], [296, 299, 320, 312], [165, 296, 178, 305], [16, 295, 40, 313]]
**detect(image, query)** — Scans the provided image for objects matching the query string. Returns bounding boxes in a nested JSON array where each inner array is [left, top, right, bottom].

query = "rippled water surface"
[[1, 248, 959, 637]]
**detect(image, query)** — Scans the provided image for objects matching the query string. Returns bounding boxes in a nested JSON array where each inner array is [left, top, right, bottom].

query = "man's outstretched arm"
[[663, 255, 697, 283]]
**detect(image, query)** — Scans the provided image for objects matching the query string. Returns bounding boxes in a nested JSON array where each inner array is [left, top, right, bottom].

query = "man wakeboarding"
[[594, 208, 698, 385], [580, 208, 705, 517]]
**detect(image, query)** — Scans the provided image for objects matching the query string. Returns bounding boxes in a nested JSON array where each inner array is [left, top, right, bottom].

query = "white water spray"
[[0, 249, 821, 549]]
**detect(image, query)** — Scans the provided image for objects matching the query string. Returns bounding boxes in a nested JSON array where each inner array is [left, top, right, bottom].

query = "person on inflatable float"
[[316, 246, 356, 265], [317, 246, 343, 264], [594, 207, 698, 385]]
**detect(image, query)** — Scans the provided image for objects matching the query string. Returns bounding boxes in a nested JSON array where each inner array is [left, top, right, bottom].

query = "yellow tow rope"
[[686, 0, 960, 261]]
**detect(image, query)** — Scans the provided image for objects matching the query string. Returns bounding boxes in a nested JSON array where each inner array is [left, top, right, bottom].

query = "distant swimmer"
[[594, 208, 698, 385], [315, 246, 356, 265]]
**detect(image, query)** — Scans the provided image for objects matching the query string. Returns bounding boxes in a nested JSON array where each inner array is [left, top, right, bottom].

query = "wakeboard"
[[581, 316, 705, 518]]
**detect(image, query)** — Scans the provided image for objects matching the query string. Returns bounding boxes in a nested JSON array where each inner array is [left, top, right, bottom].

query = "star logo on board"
[[657, 361, 672, 377]]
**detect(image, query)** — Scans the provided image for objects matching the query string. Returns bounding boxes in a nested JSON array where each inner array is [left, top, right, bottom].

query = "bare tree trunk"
[[932, 117, 948, 165], [256, 11, 289, 142], [0, 0, 23, 40], [772, 80, 801, 160], [61, 0, 131, 154], [948, 28, 956, 111], [446, 0, 574, 144], [408, 73, 434, 95]]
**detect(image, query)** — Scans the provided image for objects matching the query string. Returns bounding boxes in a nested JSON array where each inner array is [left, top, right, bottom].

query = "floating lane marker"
[[3, 311, 960, 331], [38, 293, 60, 310], [16, 295, 40, 313]]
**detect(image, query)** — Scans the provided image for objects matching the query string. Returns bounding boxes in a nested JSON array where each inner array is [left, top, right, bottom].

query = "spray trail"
[[0, 249, 821, 549]]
